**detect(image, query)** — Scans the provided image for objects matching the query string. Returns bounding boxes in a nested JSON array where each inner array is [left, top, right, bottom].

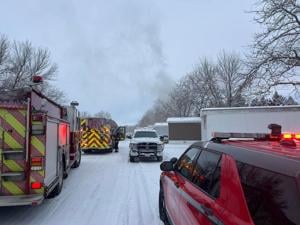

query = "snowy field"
[[0, 141, 190, 225]]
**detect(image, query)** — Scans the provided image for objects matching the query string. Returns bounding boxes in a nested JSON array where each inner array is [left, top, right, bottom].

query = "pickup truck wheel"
[[159, 185, 169, 224]]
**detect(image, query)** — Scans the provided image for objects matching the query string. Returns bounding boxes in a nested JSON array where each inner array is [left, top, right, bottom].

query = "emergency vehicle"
[[0, 85, 81, 206], [159, 124, 300, 225], [80, 118, 125, 153]]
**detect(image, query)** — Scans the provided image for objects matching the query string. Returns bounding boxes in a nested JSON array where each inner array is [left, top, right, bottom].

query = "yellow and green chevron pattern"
[[0, 108, 27, 195], [80, 119, 112, 150]]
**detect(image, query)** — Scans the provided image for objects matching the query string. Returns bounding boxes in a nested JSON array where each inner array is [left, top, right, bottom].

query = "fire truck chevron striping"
[[0, 87, 81, 206], [80, 118, 125, 153]]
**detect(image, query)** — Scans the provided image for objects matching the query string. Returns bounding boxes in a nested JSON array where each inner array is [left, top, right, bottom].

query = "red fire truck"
[[0, 87, 81, 206]]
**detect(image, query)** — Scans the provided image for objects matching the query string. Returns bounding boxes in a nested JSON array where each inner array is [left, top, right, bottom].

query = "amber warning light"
[[282, 133, 293, 139]]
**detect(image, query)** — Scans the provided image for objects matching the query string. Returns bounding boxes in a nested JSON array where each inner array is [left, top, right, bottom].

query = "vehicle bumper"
[[130, 150, 163, 157], [0, 194, 44, 207]]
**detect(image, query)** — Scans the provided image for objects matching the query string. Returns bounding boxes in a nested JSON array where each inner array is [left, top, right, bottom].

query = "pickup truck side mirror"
[[127, 135, 132, 139]]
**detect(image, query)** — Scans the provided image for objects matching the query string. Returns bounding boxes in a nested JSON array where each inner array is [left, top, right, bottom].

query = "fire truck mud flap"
[[0, 194, 44, 206]]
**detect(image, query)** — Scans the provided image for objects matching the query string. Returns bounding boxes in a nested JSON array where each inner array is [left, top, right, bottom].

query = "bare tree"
[[216, 51, 252, 106], [0, 35, 64, 103], [94, 111, 112, 119], [0, 35, 9, 73], [81, 111, 91, 118], [248, 0, 300, 92], [3, 41, 58, 90]]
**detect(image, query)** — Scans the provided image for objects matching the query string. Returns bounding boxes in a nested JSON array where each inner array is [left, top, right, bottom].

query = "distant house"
[[167, 117, 201, 141]]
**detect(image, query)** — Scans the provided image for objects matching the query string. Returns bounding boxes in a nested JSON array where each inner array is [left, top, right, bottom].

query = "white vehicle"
[[129, 128, 164, 162], [201, 105, 300, 141]]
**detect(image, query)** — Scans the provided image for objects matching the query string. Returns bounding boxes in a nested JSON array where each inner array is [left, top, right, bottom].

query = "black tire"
[[72, 147, 81, 168], [129, 156, 135, 162], [130, 156, 138, 162], [157, 156, 163, 162], [63, 156, 68, 179], [83, 149, 91, 154], [47, 156, 64, 198], [159, 185, 169, 224]]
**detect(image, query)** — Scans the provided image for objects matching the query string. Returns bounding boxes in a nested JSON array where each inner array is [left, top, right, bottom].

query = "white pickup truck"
[[129, 128, 164, 162]]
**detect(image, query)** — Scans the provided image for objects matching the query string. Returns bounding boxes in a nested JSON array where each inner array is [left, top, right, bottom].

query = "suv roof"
[[192, 140, 300, 177]]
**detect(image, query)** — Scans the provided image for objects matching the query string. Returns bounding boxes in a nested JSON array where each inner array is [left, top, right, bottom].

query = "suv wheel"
[[159, 185, 169, 224]]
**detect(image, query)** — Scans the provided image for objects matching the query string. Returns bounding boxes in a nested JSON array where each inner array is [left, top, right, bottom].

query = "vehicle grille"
[[137, 143, 157, 152]]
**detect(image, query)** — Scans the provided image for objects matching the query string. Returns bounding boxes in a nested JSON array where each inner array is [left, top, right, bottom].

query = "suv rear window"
[[237, 162, 300, 225]]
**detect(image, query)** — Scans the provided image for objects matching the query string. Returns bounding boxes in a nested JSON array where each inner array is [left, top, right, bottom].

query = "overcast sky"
[[1, 0, 259, 125]]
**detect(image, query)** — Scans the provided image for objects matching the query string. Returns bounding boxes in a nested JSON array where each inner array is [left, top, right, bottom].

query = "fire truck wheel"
[[72, 148, 81, 168], [47, 158, 64, 198], [63, 157, 69, 179]]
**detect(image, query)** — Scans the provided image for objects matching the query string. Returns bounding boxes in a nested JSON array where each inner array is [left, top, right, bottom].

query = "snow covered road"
[[0, 141, 189, 225]]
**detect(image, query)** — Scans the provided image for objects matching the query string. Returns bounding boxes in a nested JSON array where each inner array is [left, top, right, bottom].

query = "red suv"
[[159, 129, 300, 225]]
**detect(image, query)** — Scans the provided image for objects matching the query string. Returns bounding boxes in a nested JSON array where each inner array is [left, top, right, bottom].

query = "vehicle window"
[[134, 131, 158, 138], [192, 150, 221, 198], [237, 162, 300, 225], [177, 148, 200, 180]]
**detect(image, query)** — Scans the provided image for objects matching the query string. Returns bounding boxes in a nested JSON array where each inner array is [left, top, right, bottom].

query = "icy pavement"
[[0, 141, 190, 225]]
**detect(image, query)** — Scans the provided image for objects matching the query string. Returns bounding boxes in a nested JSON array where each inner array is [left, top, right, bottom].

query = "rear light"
[[295, 134, 300, 140], [31, 157, 43, 171], [282, 133, 293, 139], [31, 182, 43, 189]]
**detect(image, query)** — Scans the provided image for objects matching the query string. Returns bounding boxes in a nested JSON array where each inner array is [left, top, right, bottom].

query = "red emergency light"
[[32, 75, 43, 83], [31, 182, 43, 190], [31, 157, 43, 166]]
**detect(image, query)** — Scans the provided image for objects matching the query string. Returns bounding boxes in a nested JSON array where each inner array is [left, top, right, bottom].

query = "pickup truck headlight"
[[157, 144, 164, 151], [130, 143, 138, 151]]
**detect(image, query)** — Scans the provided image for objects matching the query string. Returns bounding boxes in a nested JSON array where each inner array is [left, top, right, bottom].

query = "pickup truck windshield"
[[134, 131, 158, 138]]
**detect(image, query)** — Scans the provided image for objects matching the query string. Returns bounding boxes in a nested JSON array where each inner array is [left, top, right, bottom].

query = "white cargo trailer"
[[201, 105, 300, 141]]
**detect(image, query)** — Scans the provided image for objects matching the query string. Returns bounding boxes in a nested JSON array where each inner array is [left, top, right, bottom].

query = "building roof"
[[154, 122, 168, 126], [201, 105, 300, 114], [167, 117, 201, 124]]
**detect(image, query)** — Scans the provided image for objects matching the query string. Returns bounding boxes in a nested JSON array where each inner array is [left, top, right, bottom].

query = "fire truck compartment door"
[[44, 121, 59, 186]]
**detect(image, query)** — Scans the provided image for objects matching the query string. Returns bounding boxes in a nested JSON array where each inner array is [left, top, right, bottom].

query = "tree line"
[[0, 35, 65, 103], [139, 0, 300, 127]]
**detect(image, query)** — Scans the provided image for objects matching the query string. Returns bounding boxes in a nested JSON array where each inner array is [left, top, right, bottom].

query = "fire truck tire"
[[63, 156, 69, 179], [72, 148, 81, 168], [48, 157, 64, 198]]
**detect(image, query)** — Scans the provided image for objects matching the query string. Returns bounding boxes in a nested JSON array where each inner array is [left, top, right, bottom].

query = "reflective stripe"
[[2, 181, 25, 195], [31, 136, 45, 155]]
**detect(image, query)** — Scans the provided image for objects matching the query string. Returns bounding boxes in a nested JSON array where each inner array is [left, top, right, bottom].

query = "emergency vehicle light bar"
[[212, 132, 268, 140]]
